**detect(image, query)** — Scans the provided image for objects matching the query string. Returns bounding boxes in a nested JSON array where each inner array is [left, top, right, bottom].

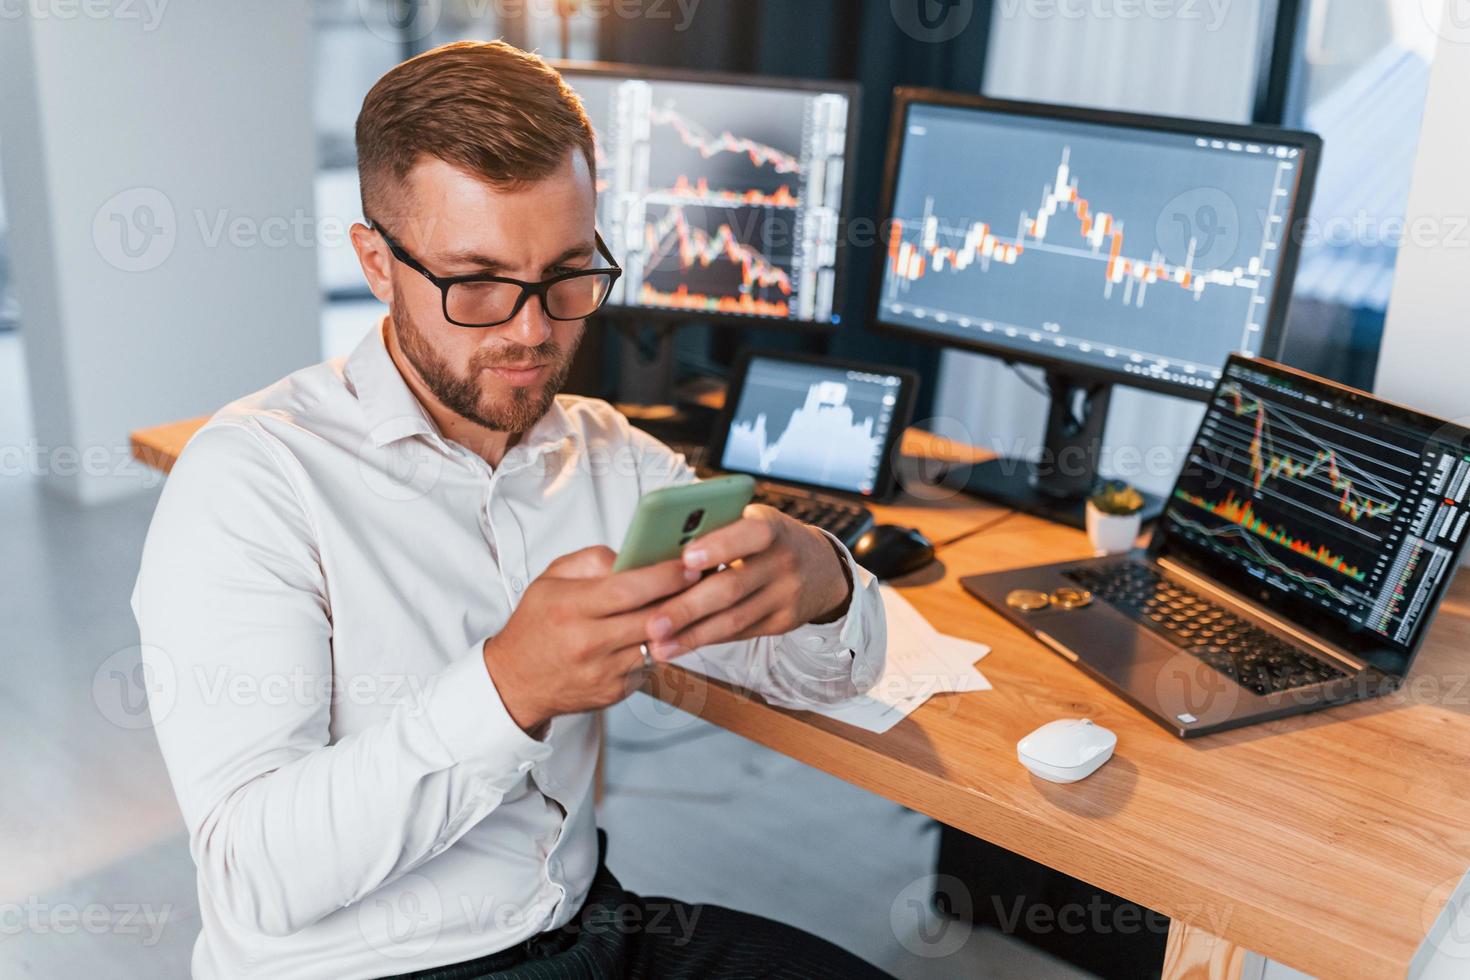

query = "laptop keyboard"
[[753, 484, 874, 550], [1066, 561, 1349, 696]]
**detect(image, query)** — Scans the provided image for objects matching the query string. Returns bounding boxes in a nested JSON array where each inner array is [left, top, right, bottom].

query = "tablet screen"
[[720, 356, 906, 496]]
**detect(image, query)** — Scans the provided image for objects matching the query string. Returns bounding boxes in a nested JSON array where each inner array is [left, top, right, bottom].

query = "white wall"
[[1388, 0, 1470, 889], [1376, 13, 1470, 425], [0, 3, 321, 503]]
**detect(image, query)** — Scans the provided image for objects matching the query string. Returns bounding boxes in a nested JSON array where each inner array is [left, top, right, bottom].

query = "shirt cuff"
[[792, 531, 873, 652], [821, 529, 885, 693], [424, 643, 553, 773]]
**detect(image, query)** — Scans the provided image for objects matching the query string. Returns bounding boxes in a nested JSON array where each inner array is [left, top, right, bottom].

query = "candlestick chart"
[[570, 73, 850, 323], [877, 103, 1305, 386]]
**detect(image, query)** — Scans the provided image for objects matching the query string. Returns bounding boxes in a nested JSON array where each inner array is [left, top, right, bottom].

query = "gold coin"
[[1051, 587, 1094, 609], [1006, 589, 1052, 611]]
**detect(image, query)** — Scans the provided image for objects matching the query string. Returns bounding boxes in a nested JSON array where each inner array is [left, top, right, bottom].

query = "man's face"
[[381, 151, 597, 433]]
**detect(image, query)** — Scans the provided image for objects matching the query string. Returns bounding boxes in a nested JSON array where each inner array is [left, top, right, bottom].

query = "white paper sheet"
[[807, 586, 992, 734]]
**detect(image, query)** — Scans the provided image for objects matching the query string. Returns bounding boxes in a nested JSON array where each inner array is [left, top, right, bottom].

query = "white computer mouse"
[[1017, 718, 1117, 783]]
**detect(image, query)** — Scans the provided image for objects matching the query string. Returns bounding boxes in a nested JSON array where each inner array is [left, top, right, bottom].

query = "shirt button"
[[510, 576, 525, 593]]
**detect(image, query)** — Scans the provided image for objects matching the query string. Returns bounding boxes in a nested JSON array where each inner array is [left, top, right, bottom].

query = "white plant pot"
[[1086, 502, 1142, 556]]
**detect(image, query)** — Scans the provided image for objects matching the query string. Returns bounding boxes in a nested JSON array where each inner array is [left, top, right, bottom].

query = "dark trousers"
[[386, 835, 891, 980]]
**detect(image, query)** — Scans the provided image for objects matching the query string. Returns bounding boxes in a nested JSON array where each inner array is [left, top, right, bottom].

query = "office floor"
[[0, 326, 1091, 978]]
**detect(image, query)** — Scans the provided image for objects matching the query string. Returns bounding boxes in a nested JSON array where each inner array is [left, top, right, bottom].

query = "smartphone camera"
[[679, 509, 705, 546]]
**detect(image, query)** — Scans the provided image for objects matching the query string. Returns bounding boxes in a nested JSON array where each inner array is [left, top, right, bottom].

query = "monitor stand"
[[612, 319, 720, 448], [615, 320, 677, 406], [958, 369, 1165, 530]]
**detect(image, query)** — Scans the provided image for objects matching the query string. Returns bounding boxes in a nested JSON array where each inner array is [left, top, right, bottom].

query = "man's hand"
[[641, 505, 852, 661], [482, 547, 699, 735]]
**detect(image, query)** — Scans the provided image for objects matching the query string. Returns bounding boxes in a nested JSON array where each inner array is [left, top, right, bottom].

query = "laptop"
[[682, 349, 918, 549], [962, 355, 1470, 737]]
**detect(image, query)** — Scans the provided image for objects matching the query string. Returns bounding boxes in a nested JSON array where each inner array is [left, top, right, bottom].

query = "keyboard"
[[1065, 561, 1349, 696], [752, 483, 875, 550]]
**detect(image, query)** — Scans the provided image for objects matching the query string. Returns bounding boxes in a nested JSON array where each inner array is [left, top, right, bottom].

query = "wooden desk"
[[132, 416, 1470, 980]]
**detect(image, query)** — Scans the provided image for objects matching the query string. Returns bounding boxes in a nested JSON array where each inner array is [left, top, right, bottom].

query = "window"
[[314, 0, 514, 169], [0, 149, 15, 333], [312, 0, 509, 356], [523, 2, 600, 61], [1280, 0, 1446, 389]]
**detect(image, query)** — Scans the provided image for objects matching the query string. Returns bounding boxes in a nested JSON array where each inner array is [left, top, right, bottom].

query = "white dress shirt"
[[130, 319, 885, 979]]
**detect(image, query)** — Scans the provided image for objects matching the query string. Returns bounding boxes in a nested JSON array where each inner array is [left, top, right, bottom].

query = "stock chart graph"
[[1166, 362, 1470, 648], [721, 357, 902, 495], [570, 72, 850, 324], [879, 103, 1307, 388]]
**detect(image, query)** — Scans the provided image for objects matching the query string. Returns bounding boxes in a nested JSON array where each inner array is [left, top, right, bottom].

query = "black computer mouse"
[[851, 524, 936, 580]]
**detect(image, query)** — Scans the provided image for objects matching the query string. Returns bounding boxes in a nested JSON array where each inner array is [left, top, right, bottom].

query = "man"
[[132, 41, 889, 979]]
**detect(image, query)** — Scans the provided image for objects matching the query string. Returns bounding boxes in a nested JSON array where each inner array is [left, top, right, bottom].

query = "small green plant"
[[1090, 481, 1145, 516]]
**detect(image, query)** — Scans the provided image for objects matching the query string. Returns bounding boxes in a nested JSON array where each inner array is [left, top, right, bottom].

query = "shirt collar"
[[509, 396, 578, 467], [344, 315, 579, 461], [345, 317, 438, 449]]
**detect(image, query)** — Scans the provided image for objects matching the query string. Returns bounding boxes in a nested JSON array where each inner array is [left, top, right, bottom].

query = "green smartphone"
[[612, 475, 756, 572]]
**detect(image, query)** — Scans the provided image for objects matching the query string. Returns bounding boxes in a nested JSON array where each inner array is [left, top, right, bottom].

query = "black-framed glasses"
[[366, 218, 623, 328]]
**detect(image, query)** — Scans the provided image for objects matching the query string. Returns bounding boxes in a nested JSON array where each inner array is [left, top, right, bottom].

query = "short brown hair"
[[355, 40, 597, 220]]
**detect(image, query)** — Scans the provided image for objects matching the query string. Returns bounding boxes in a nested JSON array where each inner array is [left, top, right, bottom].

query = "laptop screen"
[[1159, 356, 1470, 670], [719, 356, 906, 497]]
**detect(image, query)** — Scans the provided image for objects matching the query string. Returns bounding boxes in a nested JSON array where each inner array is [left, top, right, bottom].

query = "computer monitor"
[[872, 88, 1322, 527], [559, 63, 860, 329]]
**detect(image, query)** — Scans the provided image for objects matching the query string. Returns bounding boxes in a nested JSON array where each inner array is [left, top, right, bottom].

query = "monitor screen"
[[563, 66, 853, 326], [720, 356, 905, 496], [876, 99, 1316, 394], [1161, 358, 1470, 666]]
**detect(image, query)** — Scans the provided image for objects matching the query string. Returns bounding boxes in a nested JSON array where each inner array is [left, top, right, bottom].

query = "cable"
[[673, 348, 731, 380], [932, 508, 1019, 551], [1006, 360, 1052, 399], [1008, 359, 1098, 435]]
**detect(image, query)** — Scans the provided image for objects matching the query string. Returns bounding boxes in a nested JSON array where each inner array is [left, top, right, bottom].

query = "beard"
[[391, 296, 583, 434]]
